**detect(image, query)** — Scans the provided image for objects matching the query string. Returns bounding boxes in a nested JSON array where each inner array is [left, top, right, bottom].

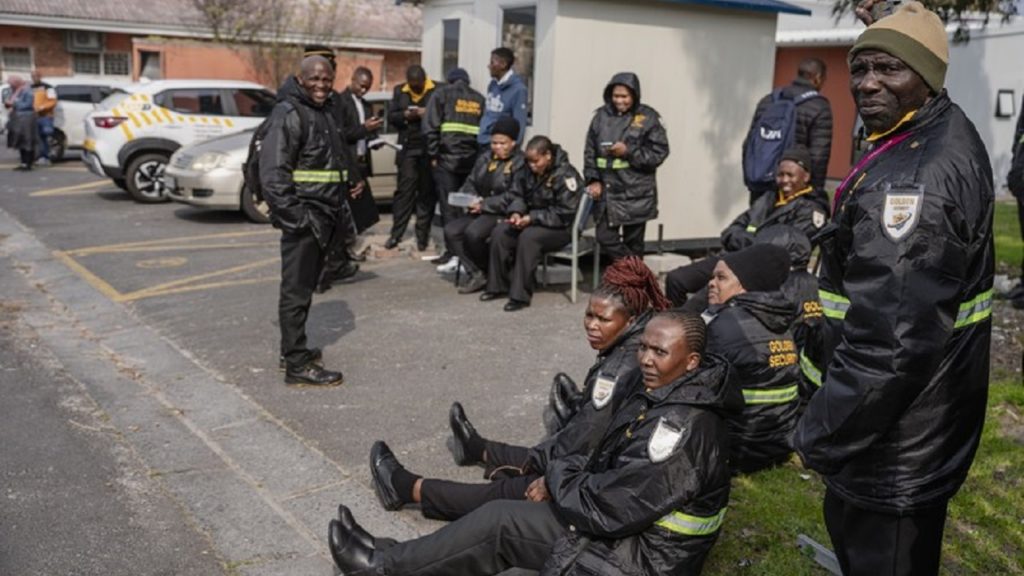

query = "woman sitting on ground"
[[368, 256, 670, 521], [444, 116, 526, 294], [480, 135, 582, 311]]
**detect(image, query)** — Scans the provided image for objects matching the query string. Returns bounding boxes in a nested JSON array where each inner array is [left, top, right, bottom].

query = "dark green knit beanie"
[[849, 1, 949, 93]]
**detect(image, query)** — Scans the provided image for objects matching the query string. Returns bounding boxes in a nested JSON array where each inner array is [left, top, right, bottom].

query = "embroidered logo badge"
[[564, 177, 578, 192], [632, 113, 646, 128], [882, 189, 923, 241], [648, 417, 684, 463], [813, 210, 826, 229], [591, 374, 616, 410]]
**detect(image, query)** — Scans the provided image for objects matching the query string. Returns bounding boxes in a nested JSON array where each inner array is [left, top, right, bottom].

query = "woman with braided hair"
[[364, 256, 669, 522]]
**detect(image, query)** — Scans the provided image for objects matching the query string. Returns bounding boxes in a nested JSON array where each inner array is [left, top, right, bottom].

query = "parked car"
[[164, 90, 398, 223], [0, 82, 10, 135], [42, 77, 129, 161], [82, 79, 275, 203]]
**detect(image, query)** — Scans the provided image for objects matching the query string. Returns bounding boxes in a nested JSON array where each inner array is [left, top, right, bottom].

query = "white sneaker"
[[436, 257, 460, 273], [36, 157, 51, 166]]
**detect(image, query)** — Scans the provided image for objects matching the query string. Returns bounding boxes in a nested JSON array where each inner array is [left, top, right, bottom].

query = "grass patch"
[[995, 201, 1022, 276], [703, 380, 1024, 575]]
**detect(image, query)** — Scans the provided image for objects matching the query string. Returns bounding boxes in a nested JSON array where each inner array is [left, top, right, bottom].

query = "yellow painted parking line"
[[52, 250, 125, 302], [118, 257, 279, 302], [30, 180, 110, 197], [81, 242, 276, 255], [122, 276, 279, 302], [67, 229, 278, 256]]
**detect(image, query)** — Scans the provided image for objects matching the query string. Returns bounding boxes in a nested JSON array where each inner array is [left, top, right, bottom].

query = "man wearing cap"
[[422, 67, 486, 264], [794, 3, 993, 574]]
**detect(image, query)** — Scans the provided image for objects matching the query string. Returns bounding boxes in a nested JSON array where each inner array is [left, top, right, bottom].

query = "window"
[[442, 19, 460, 78], [2, 46, 33, 73], [104, 53, 130, 76], [55, 85, 96, 103], [154, 89, 225, 115], [232, 89, 276, 117], [501, 6, 536, 124], [71, 51, 130, 77], [139, 51, 162, 80], [72, 53, 101, 75]]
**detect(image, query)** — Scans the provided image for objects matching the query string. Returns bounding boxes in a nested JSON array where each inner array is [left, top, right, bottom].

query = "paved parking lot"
[[0, 150, 595, 574]]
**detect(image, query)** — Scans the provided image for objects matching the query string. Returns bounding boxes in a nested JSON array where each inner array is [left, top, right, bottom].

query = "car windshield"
[[96, 90, 131, 110]]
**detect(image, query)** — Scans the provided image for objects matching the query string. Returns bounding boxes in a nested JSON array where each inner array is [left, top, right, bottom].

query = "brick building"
[[0, 0, 421, 91]]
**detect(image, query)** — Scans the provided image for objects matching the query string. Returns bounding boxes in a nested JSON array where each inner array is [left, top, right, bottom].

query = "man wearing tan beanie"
[[794, 2, 994, 575]]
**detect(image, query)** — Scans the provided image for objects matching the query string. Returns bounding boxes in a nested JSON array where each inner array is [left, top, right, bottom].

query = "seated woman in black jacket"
[[480, 135, 582, 311], [444, 117, 526, 294], [666, 146, 827, 308], [366, 257, 670, 521], [703, 243, 802, 474]]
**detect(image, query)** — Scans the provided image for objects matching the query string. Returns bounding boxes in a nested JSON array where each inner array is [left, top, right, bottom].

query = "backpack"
[[743, 89, 821, 193], [243, 101, 309, 207]]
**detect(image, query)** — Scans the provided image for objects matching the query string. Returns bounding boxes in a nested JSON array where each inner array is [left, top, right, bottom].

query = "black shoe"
[[449, 402, 481, 466], [430, 251, 454, 265], [329, 517, 375, 574], [279, 348, 322, 372], [370, 441, 404, 511], [479, 291, 504, 302], [347, 247, 368, 263], [550, 372, 581, 426], [383, 237, 400, 250], [335, 505, 399, 550], [416, 241, 429, 252], [504, 300, 530, 312], [284, 363, 343, 387], [458, 273, 487, 295]]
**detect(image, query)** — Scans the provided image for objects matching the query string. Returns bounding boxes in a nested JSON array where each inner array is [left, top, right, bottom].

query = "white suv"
[[82, 79, 275, 203], [47, 78, 129, 161]]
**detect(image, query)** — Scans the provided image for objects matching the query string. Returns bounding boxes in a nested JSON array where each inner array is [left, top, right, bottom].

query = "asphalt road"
[[0, 149, 595, 575]]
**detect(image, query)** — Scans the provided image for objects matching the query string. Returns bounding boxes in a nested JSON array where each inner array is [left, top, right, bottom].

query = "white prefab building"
[[410, 0, 808, 246]]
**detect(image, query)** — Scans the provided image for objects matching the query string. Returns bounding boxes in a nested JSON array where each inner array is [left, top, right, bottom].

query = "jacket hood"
[[276, 74, 323, 108], [721, 291, 797, 333], [646, 353, 742, 416], [603, 72, 641, 113], [550, 144, 571, 173]]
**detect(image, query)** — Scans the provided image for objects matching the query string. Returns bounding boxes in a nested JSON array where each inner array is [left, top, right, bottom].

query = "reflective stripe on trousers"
[[655, 507, 727, 536]]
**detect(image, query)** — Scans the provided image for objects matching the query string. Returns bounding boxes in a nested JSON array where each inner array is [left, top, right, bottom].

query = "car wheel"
[[240, 183, 271, 224], [48, 131, 66, 162], [125, 153, 171, 203]]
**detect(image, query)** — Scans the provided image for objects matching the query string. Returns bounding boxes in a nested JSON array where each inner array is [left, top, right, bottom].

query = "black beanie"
[[780, 146, 812, 173], [722, 244, 791, 293], [446, 67, 470, 84], [491, 116, 520, 141]]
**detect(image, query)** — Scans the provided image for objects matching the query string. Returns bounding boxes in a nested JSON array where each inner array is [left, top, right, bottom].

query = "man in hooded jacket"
[[583, 72, 670, 260], [794, 4, 993, 574]]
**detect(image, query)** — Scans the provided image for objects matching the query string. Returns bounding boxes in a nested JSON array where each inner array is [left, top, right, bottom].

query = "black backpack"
[[242, 101, 309, 207], [742, 89, 821, 193]]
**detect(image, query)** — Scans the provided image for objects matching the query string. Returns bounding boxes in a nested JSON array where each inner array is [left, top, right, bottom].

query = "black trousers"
[[595, 215, 646, 260], [823, 489, 948, 576], [1017, 192, 1024, 272], [418, 439, 534, 521], [488, 223, 572, 303], [665, 257, 718, 308], [430, 166, 469, 231], [390, 153, 435, 246], [375, 500, 565, 575], [444, 214, 500, 275], [279, 228, 325, 369]]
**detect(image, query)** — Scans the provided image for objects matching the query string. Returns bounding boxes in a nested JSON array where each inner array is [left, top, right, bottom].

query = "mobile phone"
[[600, 141, 613, 152], [870, 0, 901, 21]]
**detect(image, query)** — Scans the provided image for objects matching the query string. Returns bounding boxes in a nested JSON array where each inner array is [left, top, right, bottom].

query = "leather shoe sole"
[[448, 402, 478, 466], [369, 441, 404, 511], [479, 291, 504, 302]]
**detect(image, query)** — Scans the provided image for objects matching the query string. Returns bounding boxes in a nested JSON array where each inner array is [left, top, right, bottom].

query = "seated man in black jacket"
[[666, 147, 827, 309], [329, 310, 738, 576]]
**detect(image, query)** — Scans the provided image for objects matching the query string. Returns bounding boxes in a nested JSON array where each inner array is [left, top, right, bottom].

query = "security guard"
[[703, 244, 801, 474], [481, 135, 581, 311], [794, 3, 994, 574], [422, 67, 486, 262], [329, 310, 737, 576], [384, 65, 439, 251], [583, 72, 670, 260], [260, 56, 360, 386]]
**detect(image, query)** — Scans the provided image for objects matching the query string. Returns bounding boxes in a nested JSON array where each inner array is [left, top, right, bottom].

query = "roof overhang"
[[399, 0, 810, 16]]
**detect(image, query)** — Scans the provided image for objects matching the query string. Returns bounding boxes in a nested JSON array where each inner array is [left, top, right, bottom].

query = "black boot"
[[328, 515, 376, 575]]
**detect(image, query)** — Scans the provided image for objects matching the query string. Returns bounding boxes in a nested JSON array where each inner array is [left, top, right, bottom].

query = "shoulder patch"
[[564, 176, 578, 192], [591, 374, 616, 410], [881, 186, 924, 241], [812, 210, 826, 229], [632, 113, 646, 128], [647, 417, 684, 463]]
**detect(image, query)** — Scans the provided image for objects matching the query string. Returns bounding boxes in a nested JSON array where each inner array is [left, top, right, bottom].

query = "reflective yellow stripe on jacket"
[[655, 508, 726, 536], [293, 170, 346, 183], [818, 290, 850, 320], [821, 288, 992, 329], [595, 158, 631, 170], [742, 385, 799, 405], [440, 122, 480, 135], [745, 225, 758, 233], [800, 349, 822, 388]]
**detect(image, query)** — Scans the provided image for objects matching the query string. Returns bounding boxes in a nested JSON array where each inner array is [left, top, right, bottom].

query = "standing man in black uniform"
[[260, 55, 361, 386], [329, 310, 736, 576], [335, 67, 383, 260], [795, 3, 994, 574], [422, 67, 485, 263], [583, 72, 670, 260], [384, 65, 439, 250]]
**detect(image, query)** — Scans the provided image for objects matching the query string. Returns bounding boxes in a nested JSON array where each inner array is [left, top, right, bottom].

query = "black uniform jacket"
[[334, 87, 375, 177], [720, 186, 827, 253], [540, 357, 740, 576], [460, 149, 526, 216], [387, 79, 439, 158], [507, 145, 582, 229], [583, 72, 670, 227], [706, 291, 801, 474], [795, 91, 994, 512], [423, 79, 485, 174], [528, 311, 650, 473], [1009, 95, 1024, 197], [259, 76, 355, 244]]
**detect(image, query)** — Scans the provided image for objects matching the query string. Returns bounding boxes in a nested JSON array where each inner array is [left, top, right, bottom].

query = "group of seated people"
[[323, 149, 830, 575]]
